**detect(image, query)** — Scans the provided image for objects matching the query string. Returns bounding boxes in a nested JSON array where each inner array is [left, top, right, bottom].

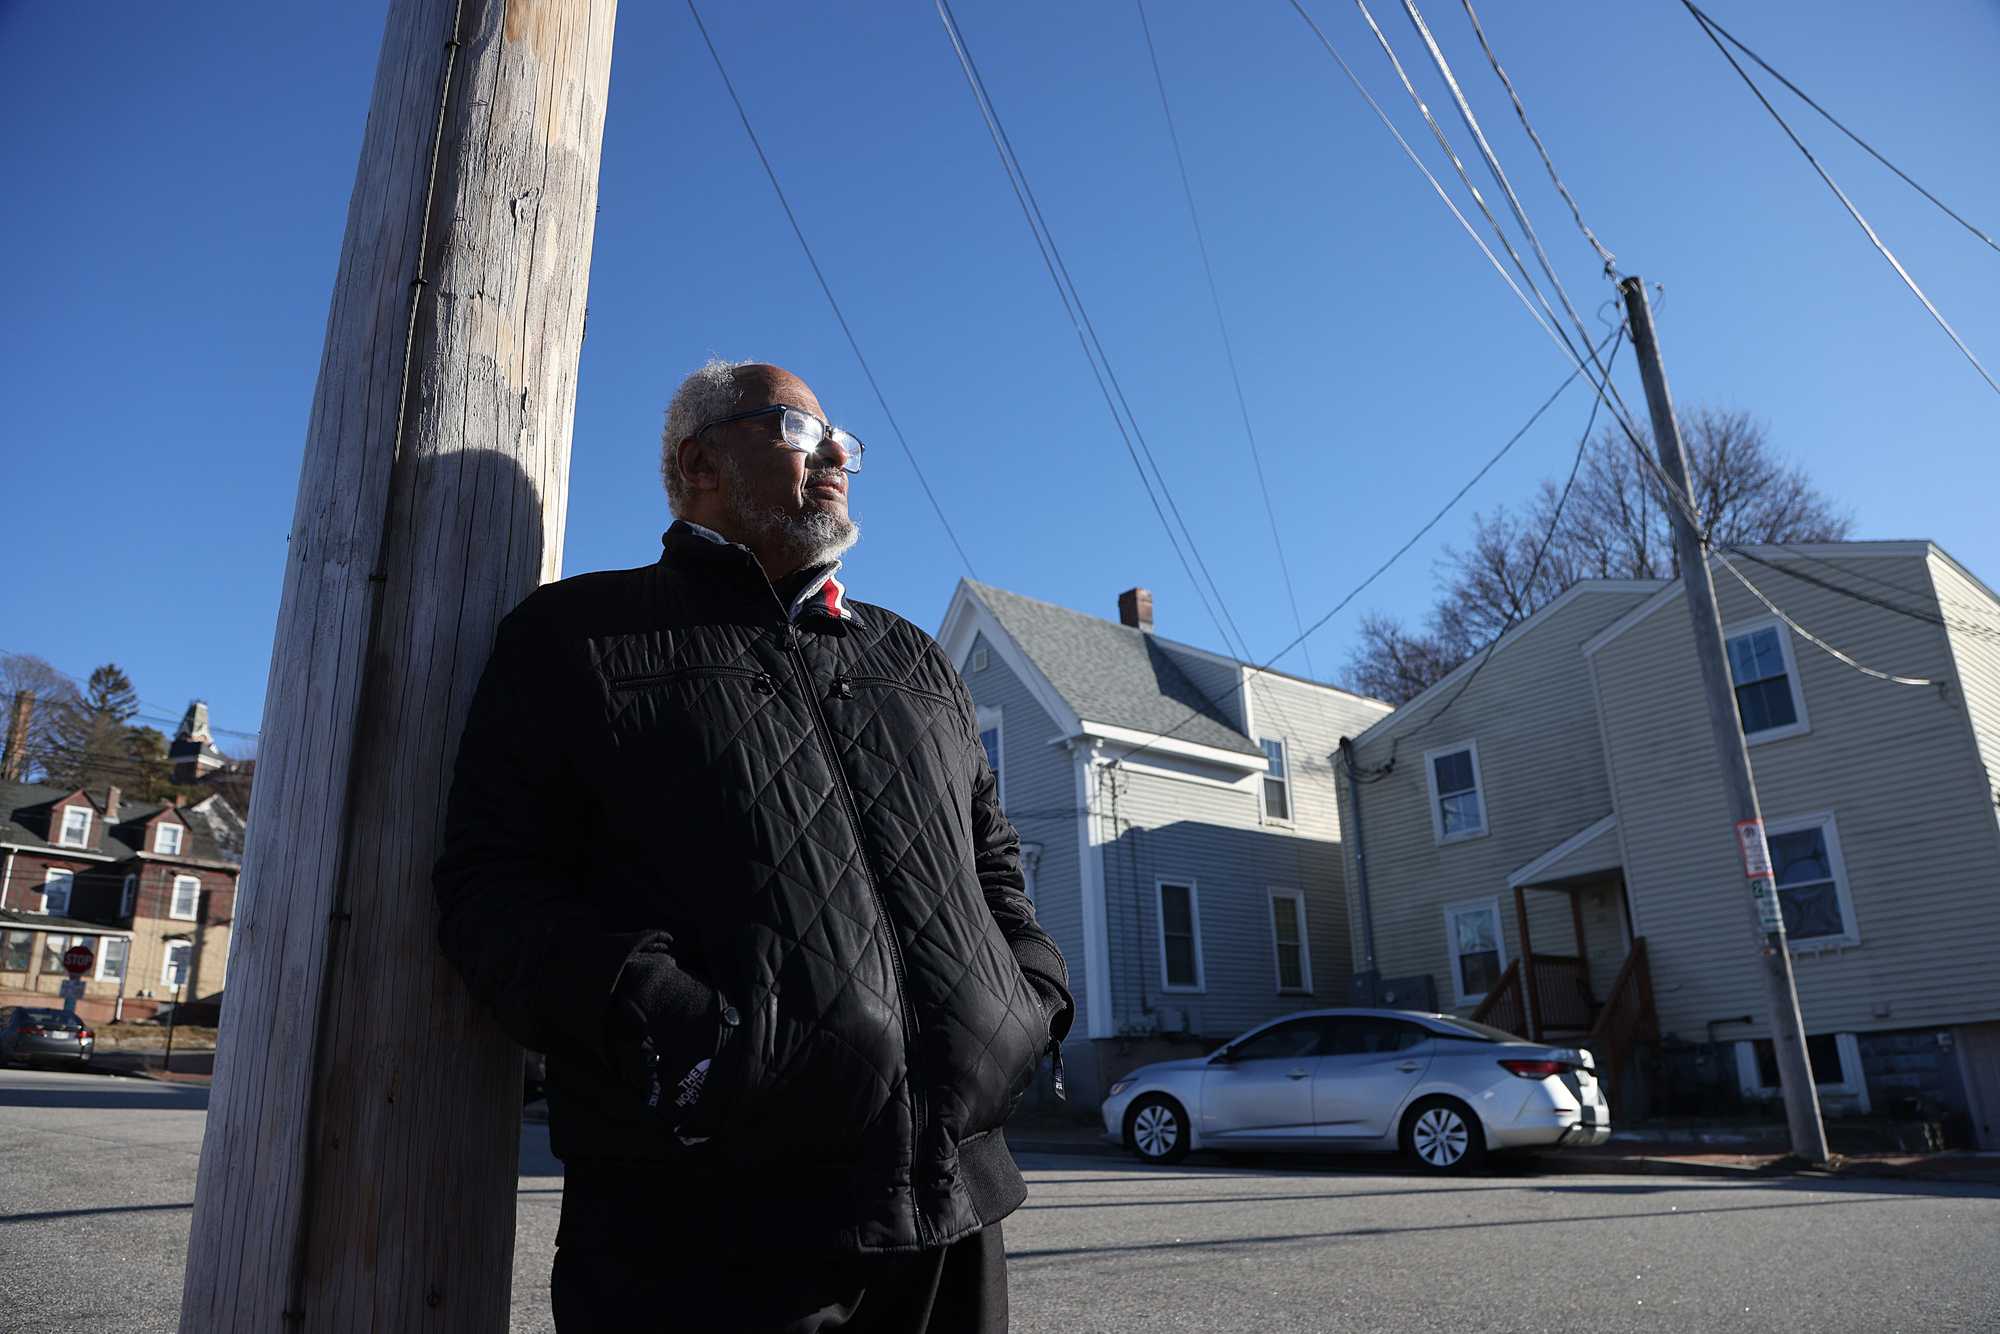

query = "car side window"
[[1228, 1019, 1327, 1062], [1326, 1018, 1432, 1055]]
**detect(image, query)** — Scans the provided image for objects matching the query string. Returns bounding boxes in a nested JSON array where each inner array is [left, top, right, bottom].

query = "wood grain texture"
[[179, 1, 615, 1327]]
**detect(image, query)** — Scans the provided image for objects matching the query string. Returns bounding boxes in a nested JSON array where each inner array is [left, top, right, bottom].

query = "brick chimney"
[[1117, 587, 1154, 633], [104, 785, 122, 824]]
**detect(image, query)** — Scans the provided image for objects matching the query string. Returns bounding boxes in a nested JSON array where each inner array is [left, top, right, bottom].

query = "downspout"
[[1339, 737, 1380, 1003], [1, 846, 14, 911]]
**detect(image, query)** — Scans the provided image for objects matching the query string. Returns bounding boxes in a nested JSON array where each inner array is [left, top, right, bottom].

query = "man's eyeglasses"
[[694, 405, 864, 474]]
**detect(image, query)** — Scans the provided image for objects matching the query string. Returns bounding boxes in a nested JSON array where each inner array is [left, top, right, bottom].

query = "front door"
[[1202, 1017, 1333, 1143], [1959, 1023, 2000, 1151], [1314, 1017, 1435, 1140]]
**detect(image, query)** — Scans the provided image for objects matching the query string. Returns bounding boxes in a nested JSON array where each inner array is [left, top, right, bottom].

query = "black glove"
[[610, 949, 735, 1135]]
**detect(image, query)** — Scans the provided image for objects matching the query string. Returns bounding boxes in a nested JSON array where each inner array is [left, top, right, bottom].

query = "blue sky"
[[3, 1, 1995, 748]]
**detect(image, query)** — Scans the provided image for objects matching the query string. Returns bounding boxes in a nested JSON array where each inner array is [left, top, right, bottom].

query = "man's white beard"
[[715, 456, 859, 568]]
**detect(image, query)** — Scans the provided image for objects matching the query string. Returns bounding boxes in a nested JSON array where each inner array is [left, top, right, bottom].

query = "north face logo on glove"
[[674, 1058, 710, 1111]]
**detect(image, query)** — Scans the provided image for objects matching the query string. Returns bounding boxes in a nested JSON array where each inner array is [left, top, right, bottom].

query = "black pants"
[[551, 1189, 1007, 1333]]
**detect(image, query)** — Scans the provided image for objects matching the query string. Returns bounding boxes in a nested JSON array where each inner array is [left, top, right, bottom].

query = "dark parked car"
[[0, 1007, 96, 1069]]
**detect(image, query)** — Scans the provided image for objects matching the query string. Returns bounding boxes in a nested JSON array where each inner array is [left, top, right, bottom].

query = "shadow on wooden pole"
[[179, 1, 618, 1327]]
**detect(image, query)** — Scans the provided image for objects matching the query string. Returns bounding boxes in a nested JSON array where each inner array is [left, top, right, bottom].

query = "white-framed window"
[[1155, 879, 1206, 992], [1725, 617, 1810, 743], [0, 930, 31, 972], [96, 936, 128, 982], [1766, 812, 1859, 949], [42, 932, 87, 975], [169, 876, 201, 922], [155, 823, 184, 856], [1259, 738, 1292, 823], [162, 939, 193, 989], [1445, 897, 1506, 1005], [41, 868, 75, 916], [119, 875, 137, 918], [976, 705, 1004, 808], [58, 805, 92, 848], [1735, 1032, 1870, 1113], [1019, 842, 1042, 906], [1269, 889, 1312, 994], [1423, 741, 1487, 844]]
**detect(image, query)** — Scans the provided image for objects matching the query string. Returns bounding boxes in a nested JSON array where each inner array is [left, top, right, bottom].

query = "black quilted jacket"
[[434, 523, 1072, 1254]]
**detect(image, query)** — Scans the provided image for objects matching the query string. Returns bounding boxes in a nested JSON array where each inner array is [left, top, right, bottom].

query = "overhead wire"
[[1715, 553, 1944, 687], [1679, 0, 2000, 398], [1718, 544, 2000, 643], [933, 0, 1253, 665], [1455, 0, 1616, 275], [685, 0, 981, 578], [1134, 0, 1317, 679], [1681, 1, 2000, 259]]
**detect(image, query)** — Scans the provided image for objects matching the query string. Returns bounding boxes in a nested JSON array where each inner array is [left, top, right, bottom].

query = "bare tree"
[[1346, 411, 1851, 703], [1, 653, 79, 783]]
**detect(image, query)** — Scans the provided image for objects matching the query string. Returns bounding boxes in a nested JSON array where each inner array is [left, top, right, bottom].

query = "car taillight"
[[1499, 1059, 1574, 1079], [79, 1030, 93, 1040], [20, 1026, 44, 1037]]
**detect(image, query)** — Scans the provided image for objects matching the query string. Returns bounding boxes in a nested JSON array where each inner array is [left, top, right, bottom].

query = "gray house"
[[1336, 542, 2000, 1146], [939, 582, 1392, 1104]]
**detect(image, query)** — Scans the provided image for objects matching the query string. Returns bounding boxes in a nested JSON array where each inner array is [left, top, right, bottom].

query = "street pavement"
[[5, 1065, 1997, 1332]]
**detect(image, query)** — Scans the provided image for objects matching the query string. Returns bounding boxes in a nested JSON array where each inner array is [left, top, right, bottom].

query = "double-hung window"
[[58, 806, 92, 848], [119, 876, 137, 918], [1156, 880, 1205, 991], [155, 823, 184, 855], [1260, 738, 1292, 823], [1766, 813, 1858, 948], [1726, 619, 1808, 742], [41, 869, 75, 916], [1269, 890, 1311, 993], [1, 930, 31, 972], [1445, 898, 1505, 1004], [96, 937, 128, 982], [1424, 741, 1487, 843], [169, 876, 201, 922]]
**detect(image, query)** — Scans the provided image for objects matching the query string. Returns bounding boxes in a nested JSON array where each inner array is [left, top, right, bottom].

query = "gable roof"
[[960, 582, 1263, 757], [0, 780, 240, 869]]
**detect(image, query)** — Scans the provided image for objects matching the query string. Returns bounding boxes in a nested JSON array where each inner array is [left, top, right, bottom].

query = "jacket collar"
[[660, 520, 859, 626]]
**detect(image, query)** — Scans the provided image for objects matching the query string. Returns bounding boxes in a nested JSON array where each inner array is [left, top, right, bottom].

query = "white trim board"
[[1508, 814, 1620, 887]]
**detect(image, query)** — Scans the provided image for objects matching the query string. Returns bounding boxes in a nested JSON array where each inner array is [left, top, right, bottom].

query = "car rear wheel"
[[1401, 1096, 1485, 1173], [1125, 1094, 1191, 1164]]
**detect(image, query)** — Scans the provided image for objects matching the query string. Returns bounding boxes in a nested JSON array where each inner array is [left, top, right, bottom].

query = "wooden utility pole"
[[1619, 275, 1830, 1165], [180, 2, 617, 1328]]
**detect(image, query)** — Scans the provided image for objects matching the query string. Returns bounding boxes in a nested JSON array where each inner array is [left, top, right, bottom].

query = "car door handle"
[[1397, 1061, 1421, 1072], [1287, 1068, 1310, 1080]]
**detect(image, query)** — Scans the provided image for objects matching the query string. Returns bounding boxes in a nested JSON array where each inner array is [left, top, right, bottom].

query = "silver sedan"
[[1099, 1008, 1610, 1172]]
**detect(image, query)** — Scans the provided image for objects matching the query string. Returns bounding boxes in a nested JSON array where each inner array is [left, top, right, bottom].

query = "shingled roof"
[[964, 582, 1262, 757], [0, 781, 240, 868]]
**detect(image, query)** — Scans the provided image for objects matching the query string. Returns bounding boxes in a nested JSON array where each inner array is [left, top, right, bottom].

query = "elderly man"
[[434, 359, 1071, 1332]]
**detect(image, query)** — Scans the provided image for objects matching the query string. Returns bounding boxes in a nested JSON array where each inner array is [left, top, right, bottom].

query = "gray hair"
[[661, 356, 753, 515]]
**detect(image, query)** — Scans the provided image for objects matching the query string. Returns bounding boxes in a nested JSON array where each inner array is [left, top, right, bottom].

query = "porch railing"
[[1531, 954, 1597, 1034], [1584, 937, 1656, 1111], [1468, 959, 1527, 1038]]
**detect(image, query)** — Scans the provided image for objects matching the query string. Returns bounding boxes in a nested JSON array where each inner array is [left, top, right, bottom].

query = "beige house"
[[1337, 542, 2000, 1147]]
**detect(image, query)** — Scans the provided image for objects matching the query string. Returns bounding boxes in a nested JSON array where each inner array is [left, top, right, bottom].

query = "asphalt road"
[[4, 1066, 1996, 1332]]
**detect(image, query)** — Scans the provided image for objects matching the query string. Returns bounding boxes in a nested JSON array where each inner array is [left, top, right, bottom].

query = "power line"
[[1384, 323, 1626, 755], [1679, 0, 2000, 398], [1715, 553, 1944, 687], [1455, 0, 1616, 275], [684, 0, 981, 579], [1134, 0, 1316, 679], [1680, 1, 2000, 258], [1717, 544, 2000, 643], [1067, 324, 1620, 771], [934, 0, 1251, 665]]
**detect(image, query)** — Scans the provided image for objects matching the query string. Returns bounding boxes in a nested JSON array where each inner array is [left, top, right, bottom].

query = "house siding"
[[1244, 671, 1392, 842], [1929, 552, 2000, 850], [959, 633, 1088, 1037], [1591, 551, 2000, 1041], [1337, 587, 1659, 1012], [1097, 759, 1349, 1040]]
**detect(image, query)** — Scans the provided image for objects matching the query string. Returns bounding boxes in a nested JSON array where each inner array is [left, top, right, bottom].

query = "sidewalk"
[[1004, 1114, 2000, 1184], [93, 1049, 215, 1083]]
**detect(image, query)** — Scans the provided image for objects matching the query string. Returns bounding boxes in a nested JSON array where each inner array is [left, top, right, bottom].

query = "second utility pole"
[[1619, 275, 1830, 1163]]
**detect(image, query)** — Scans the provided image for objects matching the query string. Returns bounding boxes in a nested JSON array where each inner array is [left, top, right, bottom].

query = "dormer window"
[[155, 824, 184, 856], [58, 806, 92, 848]]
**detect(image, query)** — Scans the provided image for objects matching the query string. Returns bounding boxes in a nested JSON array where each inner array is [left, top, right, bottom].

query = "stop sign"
[[62, 944, 95, 976]]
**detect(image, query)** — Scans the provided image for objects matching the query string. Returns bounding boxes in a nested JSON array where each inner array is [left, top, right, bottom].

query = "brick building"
[[0, 780, 240, 1022]]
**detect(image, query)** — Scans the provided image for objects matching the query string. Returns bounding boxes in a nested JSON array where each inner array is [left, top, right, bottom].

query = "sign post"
[[61, 943, 94, 1017]]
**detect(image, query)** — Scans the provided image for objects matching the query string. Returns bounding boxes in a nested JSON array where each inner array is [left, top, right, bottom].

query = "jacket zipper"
[[791, 642, 933, 1244], [608, 666, 775, 693], [831, 674, 956, 709]]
